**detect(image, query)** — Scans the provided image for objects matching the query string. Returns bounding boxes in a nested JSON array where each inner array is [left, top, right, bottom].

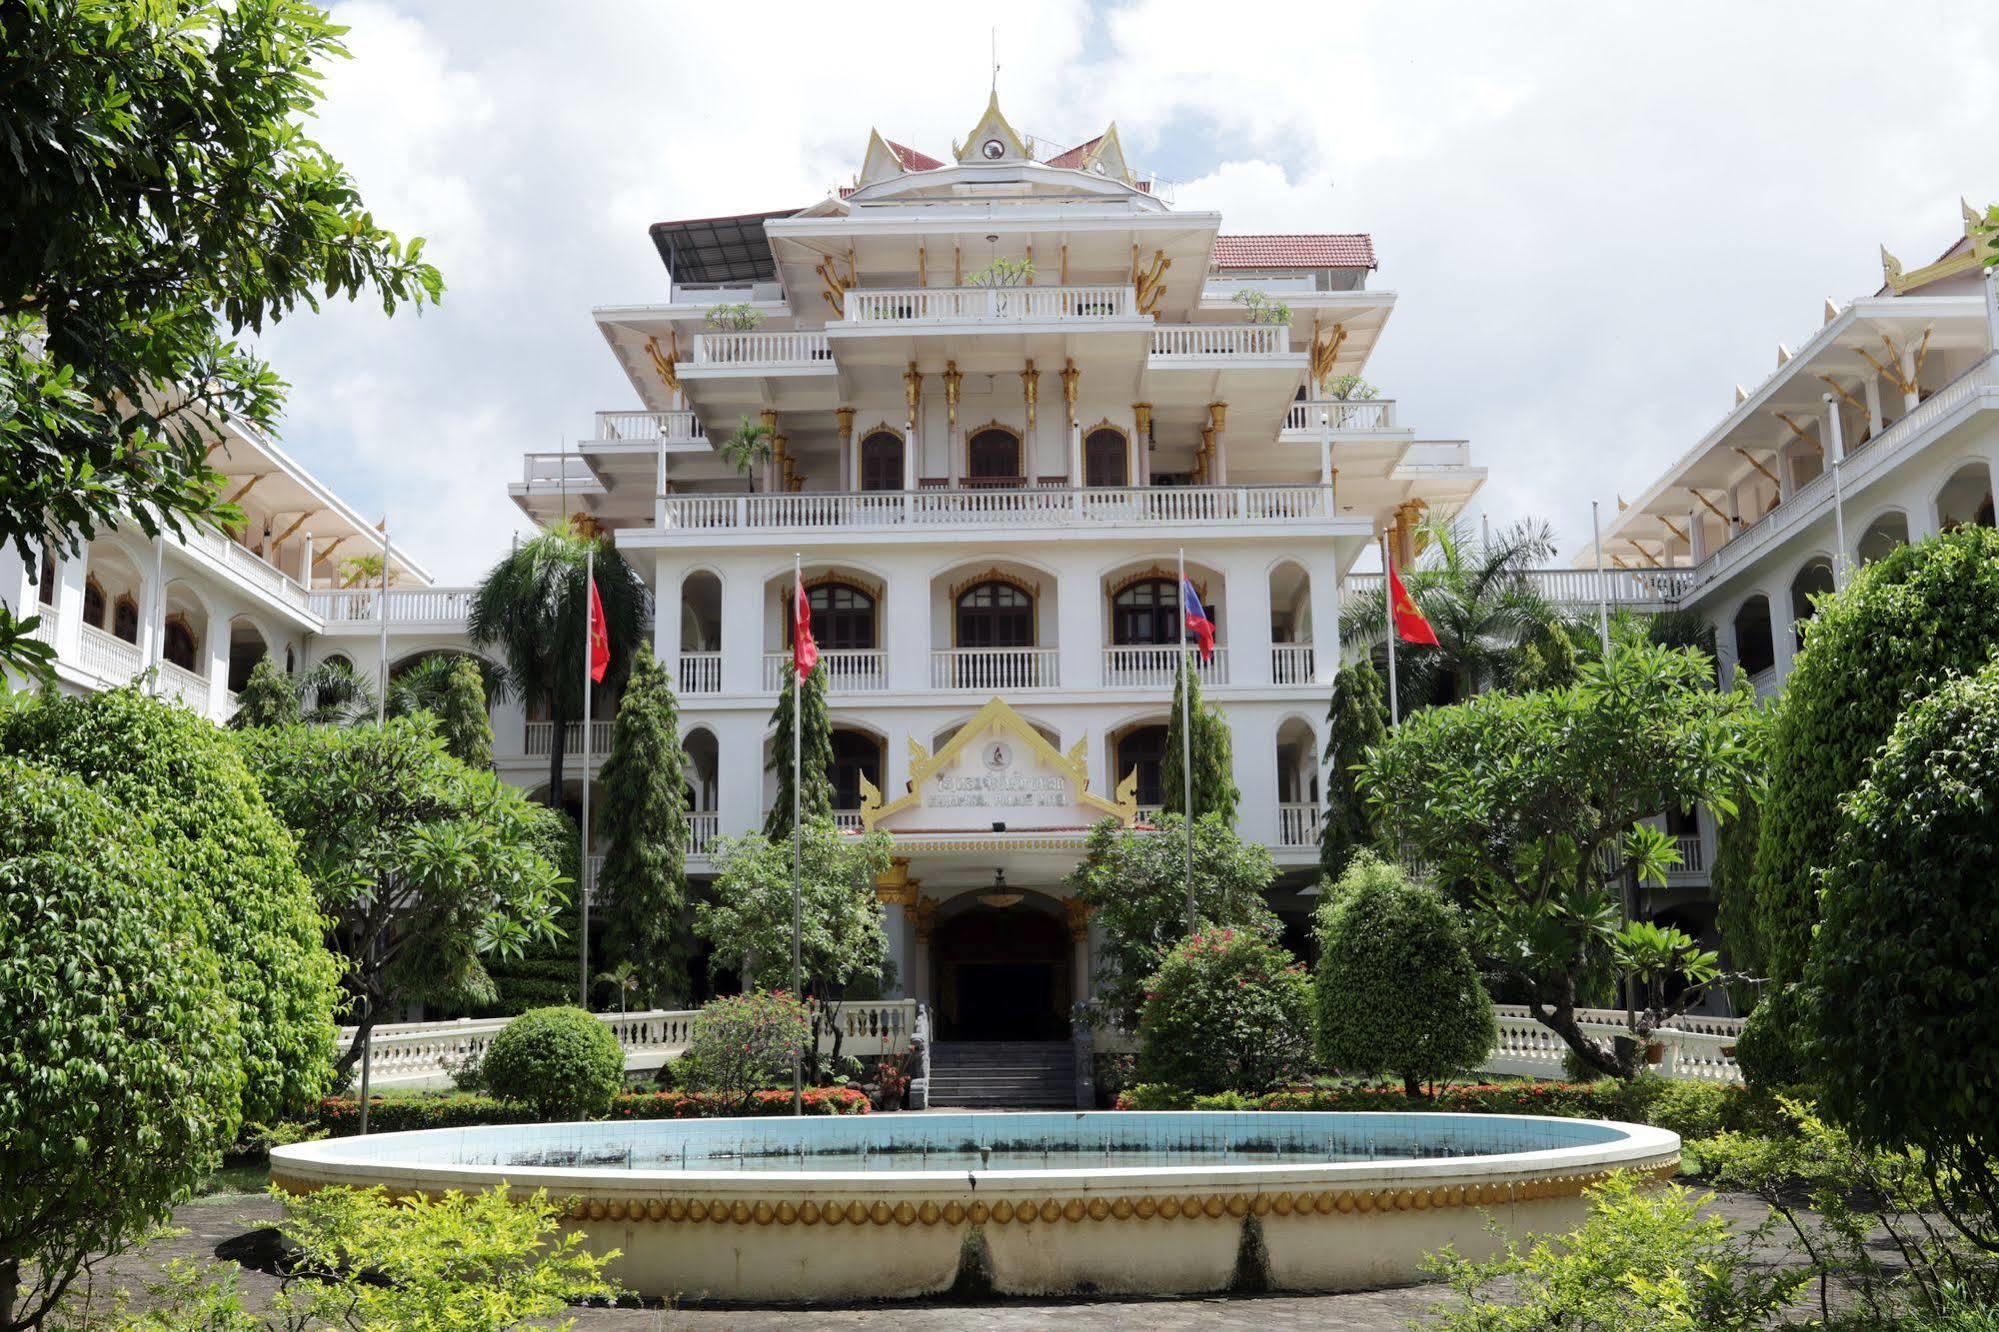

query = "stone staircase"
[[927, 1041, 1076, 1108]]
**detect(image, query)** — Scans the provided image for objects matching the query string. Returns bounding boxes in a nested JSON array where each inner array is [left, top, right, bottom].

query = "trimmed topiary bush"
[[0, 687, 339, 1120], [1313, 851, 1496, 1096], [1753, 526, 1999, 986], [676, 990, 814, 1113], [1135, 926, 1314, 1095], [1804, 661, 1999, 1247], [1, 758, 244, 1326], [480, 1006, 626, 1120], [1732, 982, 1813, 1093]]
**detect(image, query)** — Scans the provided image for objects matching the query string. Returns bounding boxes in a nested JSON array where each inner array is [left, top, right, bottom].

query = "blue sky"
[[254, 0, 1999, 582]]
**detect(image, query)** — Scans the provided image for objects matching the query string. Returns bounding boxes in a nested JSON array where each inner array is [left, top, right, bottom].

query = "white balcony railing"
[[27, 603, 58, 646], [594, 410, 704, 443], [1279, 803, 1320, 846], [928, 647, 1058, 690], [1102, 645, 1229, 688], [761, 649, 887, 693], [1284, 399, 1397, 432], [188, 529, 311, 611], [691, 331, 832, 367], [678, 651, 722, 694], [687, 812, 719, 858], [1483, 1006, 1743, 1084], [1150, 324, 1291, 358], [833, 811, 864, 832], [845, 284, 1135, 325], [1345, 567, 1693, 610], [77, 622, 142, 684], [521, 453, 597, 486], [654, 484, 1331, 535], [1270, 644, 1315, 685], [156, 660, 211, 714], [310, 586, 476, 624], [523, 720, 614, 757], [1672, 834, 1706, 876]]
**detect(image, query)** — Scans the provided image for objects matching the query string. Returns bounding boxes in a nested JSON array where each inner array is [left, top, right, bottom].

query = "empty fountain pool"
[[270, 1111, 1679, 1301]]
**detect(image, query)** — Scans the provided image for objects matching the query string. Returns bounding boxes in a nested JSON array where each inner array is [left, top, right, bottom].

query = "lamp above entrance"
[[978, 868, 1023, 910]]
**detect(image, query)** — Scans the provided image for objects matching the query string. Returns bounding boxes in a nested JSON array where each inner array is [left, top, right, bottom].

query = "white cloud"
[[247, 0, 1999, 579]]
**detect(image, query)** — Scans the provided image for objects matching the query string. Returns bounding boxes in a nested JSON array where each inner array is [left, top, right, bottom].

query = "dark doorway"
[[932, 904, 1070, 1041], [859, 432, 903, 491]]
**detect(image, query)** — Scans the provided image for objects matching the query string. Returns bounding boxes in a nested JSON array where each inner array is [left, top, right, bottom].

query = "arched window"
[[859, 431, 903, 492], [967, 428, 1022, 485], [1111, 578, 1189, 646], [806, 582, 875, 651], [1732, 595, 1775, 678], [1117, 725, 1168, 808], [1858, 511, 1909, 565], [82, 577, 106, 628], [1789, 561, 1834, 649], [1084, 429, 1128, 487], [111, 594, 139, 643], [829, 731, 881, 812], [955, 580, 1033, 649], [1937, 462, 1995, 531], [36, 547, 55, 606], [162, 617, 198, 671]]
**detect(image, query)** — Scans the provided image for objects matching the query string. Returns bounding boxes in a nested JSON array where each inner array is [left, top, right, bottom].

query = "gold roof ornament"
[[1881, 200, 1998, 293], [955, 91, 1031, 164]]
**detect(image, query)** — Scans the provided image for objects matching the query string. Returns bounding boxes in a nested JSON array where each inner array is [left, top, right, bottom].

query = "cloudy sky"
[[254, 0, 1999, 582]]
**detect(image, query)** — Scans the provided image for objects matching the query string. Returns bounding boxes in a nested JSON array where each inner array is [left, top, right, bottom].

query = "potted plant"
[[965, 257, 1034, 317], [1231, 288, 1292, 326], [703, 301, 764, 332], [719, 415, 775, 492]]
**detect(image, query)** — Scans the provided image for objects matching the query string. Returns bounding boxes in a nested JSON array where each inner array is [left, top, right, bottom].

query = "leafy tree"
[[1160, 660, 1239, 822], [236, 717, 566, 1079], [1136, 926, 1313, 1095], [677, 990, 814, 1113], [0, 759, 242, 1332], [1314, 852, 1495, 1096], [1805, 662, 1999, 1252], [481, 807, 581, 1016], [1320, 659, 1387, 879], [0, 0, 442, 682], [296, 656, 377, 725], [384, 651, 508, 729], [719, 415, 776, 492], [1340, 516, 1568, 712], [1708, 778, 1764, 981], [597, 645, 691, 1005], [694, 818, 894, 1077], [1516, 619, 1581, 691], [1068, 812, 1278, 1029], [480, 1006, 625, 1120], [467, 518, 649, 806], [764, 661, 833, 839], [229, 656, 302, 729], [1362, 643, 1763, 1078], [1754, 526, 1999, 987], [0, 688, 339, 1119]]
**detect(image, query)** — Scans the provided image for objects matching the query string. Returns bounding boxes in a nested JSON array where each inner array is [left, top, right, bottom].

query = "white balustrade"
[[1284, 399, 1397, 432], [77, 622, 142, 683], [845, 284, 1134, 324], [686, 812, 719, 858], [26, 603, 57, 645], [521, 453, 597, 486], [1672, 834, 1706, 875], [1345, 567, 1693, 610], [1481, 1004, 1744, 1083], [655, 485, 1329, 535], [1270, 644, 1315, 684], [692, 331, 832, 366], [929, 647, 1058, 690], [761, 649, 886, 693], [523, 720, 614, 757], [1101, 645, 1230, 688], [1279, 803, 1320, 846], [678, 651, 722, 694], [310, 586, 476, 624], [595, 410, 704, 442], [189, 529, 310, 610], [833, 811, 864, 831], [156, 660, 211, 714], [1150, 324, 1291, 357], [337, 998, 921, 1089]]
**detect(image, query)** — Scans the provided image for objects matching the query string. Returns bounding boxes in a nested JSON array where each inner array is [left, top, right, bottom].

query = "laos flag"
[[1180, 579, 1216, 663]]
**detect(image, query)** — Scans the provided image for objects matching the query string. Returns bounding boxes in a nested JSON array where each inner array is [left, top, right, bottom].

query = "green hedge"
[[311, 1085, 870, 1135], [1115, 1077, 1785, 1140], [480, 1006, 625, 1119]]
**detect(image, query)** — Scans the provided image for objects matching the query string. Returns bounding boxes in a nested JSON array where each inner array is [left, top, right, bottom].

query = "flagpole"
[[1178, 547, 1195, 933], [1382, 535, 1400, 727], [579, 547, 595, 1009], [1590, 500, 1611, 657], [791, 553, 805, 1117]]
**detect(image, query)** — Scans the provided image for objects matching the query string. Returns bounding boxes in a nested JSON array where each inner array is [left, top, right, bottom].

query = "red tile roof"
[[1211, 234, 1376, 270], [887, 140, 944, 172], [1043, 136, 1101, 169]]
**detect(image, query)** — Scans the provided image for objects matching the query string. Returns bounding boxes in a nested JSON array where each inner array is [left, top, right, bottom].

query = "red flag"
[[1388, 560, 1440, 647], [587, 576, 611, 683], [792, 573, 818, 683]]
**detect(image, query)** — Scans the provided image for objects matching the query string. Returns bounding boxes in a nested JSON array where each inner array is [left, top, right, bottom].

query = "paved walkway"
[[137, 1188, 1788, 1330]]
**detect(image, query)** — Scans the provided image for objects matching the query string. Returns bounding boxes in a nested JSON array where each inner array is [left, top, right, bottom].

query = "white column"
[[946, 425, 960, 487], [652, 554, 680, 685], [1055, 565, 1098, 689], [299, 532, 314, 592], [1688, 510, 1704, 563], [1985, 267, 1999, 354], [882, 902, 909, 999], [1229, 558, 1272, 686], [713, 712, 765, 837], [1771, 585, 1798, 681], [1900, 346, 1921, 412], [1864, 377, 1884, 437], [1319, 410, 1333, 486], [140, 537, 165, 676], [1308, 557, 1340, 687], [1, 545, 33, 618], [903, 418, 918, 490], [201, 601, 231, 705], [883, 571, 927, 692], [53, 553, 87, 660], [1068, 421, 1083, 486], [717, 565, 759, 698]]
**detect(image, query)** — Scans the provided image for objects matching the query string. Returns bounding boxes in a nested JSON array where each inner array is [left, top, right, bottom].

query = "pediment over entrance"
[[859, 697, 1136, 834]]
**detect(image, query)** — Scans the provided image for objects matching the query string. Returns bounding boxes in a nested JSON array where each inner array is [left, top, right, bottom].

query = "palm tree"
[[468, 518, 650, 805], [296, 657, 378, 725], [384, 651, 509, 719], [719, 415, 775, 492], [1340, 515, 1570, 712]]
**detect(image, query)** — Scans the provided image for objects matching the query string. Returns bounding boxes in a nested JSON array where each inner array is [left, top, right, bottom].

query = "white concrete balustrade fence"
[[1150, 324, 1290, 357], [1482, 1005, 1744, 1083], [595, 410, 704, 443], [1102, 644, 1229, 688], [760, 649, 886, 693], [311, 587, 477, 624], [1285, 399, 1397, 432], [654, 484, 1332, 535], [1345, 567, 1694, 611], [929, 647, 1059, 690], [846, 284, 1135, 324], [692, 331, 831, 366], [342, 1000, 921, 1091]]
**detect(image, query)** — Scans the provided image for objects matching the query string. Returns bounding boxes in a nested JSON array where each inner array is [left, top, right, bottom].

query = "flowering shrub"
[[675, 990, 814, 1113], [312, 1085, 868, 1136], [1134, 926, 1314, 1095]]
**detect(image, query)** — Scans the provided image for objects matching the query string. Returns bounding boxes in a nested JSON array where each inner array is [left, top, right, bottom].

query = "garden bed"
[[312, 1085, 871, 1136]]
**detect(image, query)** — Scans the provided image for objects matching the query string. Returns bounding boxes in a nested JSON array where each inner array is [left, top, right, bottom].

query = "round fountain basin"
[[271, 1111, 1679, 1302]]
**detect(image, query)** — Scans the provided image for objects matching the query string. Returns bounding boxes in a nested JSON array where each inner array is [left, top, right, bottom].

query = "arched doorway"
[[1857, 511, 1909, 565], [859, 431, 903, 492], [829, 728, 882, 815], [1115, 723, 1168, 810], [1788, 560, 1834, 650], [1937, 461, 1995, 530], [1732, 595, 1775, 680], [1084, 428, 1128, 487], [932, 902, 1071, 1041]]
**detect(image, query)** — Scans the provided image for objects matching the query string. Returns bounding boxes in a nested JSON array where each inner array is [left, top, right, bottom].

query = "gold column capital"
[[943, 361, 963, 430], [902, 362, 923, 414], [1021, 360, 1041, 431], [835, 406, 855, 442], [1063, 897, 1094, 942], [1207, 401, 1228, 433], [1059, 358, 1081, 426], [1132, 402, 1153, 436]]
